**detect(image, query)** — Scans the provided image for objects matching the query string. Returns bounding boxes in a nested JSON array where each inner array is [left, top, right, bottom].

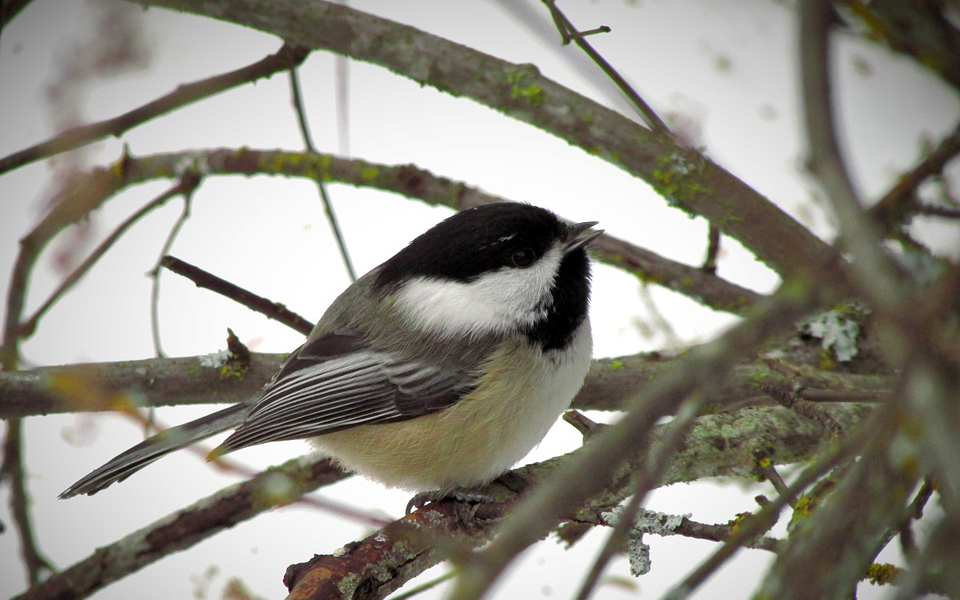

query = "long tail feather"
[[60, 403, 252, 498]]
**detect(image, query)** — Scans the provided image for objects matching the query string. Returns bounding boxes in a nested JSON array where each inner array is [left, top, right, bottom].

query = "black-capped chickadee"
[[61, 202, 602, 506]]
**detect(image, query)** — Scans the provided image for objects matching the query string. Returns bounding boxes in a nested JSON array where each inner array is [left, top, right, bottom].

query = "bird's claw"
[[405, 487, 494, 515]]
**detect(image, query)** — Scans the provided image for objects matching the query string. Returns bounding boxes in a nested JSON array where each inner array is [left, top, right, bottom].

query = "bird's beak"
[[565, 221, 603, 253]]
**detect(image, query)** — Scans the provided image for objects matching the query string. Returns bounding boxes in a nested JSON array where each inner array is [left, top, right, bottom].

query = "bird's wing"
[[212, 330, 477, 455]]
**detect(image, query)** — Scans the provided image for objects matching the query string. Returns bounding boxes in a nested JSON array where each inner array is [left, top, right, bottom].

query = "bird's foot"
[[405, 487, 494, 515]]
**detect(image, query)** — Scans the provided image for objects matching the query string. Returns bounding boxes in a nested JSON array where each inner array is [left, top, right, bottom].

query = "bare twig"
[[761, 381, 843, 437], [758, 462, 793, 506], [638, 283, 682, 349], [541, 0, 669, 133], [702, 225, 721, 274], [18, 176, 199, 341], [898, 478, 935, 557], [800, 0, 905, 315], [2, 419, 56, 585], [13, 455, 348, 600], [562, 409, 604, 438], [870, 120, 960, 230], [664, 423, 870, 600], [572, 508, 781, 553], [0, 43, 310, 175], [388, 571, 456, 600], [148, 185, 198, 357], [573, 396, 706, 600], [289, 68, 357, 282], [160, 255, 314, 336]]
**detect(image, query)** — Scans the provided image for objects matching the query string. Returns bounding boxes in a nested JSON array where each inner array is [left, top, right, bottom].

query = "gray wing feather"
[[213, 334, 476, 455], [61, 330, 476, 498]]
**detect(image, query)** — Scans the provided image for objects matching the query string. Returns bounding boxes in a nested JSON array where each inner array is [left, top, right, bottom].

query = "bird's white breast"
[[311, 319, 593, 491]]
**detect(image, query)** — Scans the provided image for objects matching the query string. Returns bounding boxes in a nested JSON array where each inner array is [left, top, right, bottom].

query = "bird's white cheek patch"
[[393, 246, 563, 337]]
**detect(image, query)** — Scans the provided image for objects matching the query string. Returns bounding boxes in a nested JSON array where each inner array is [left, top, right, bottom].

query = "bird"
[[60, 202, 602, 510]]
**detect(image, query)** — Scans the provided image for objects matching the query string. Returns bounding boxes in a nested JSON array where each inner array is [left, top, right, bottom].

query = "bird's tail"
[[60, 403, 252, 498]]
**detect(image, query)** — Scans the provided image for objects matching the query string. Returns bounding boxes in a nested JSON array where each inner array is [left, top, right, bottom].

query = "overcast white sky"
[[1, 1, 958, 599]]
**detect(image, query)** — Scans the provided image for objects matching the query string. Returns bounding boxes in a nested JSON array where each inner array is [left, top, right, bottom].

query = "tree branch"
[[843, 0, 960, 93], [283, 402, 873, 598], [13, 148, 764, 316], [2, 419, 55, 585], [160, 255, 314, 336], [0, 348, 893, 420], [0, 43, 310, 176], [130, 0, 844, 284], [13, 455, 348, 600], [449, 282, 829, 599]]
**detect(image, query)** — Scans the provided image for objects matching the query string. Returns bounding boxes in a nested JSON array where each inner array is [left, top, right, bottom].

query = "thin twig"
[[148, 187, 197, 357], [573, 508, 781, 553], [758, 462, 793, 506], [289, 68, 357, 282], [870, 120, 960, 230], [0, 43, 309, 175], [761, 381, 843, 437], [702, 225, 721, 274], [898, 478, 935, 557], [800, 0, 906, 314], [638, 283, 682, 350], [662, 425, 869, 600], [574, 396, 706, 600], [18, 177, 198, 340], [160, 255, 314, 335], [2, 419, 56, 585], [541, 0, 669, 133], [389, 571, 457, 600]]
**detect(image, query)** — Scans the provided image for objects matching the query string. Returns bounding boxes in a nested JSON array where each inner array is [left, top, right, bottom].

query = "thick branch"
[[21, 148, 763, 315], [0, 351, 893, 420], [12, 455, 347, 600], [844, 0, 960, 93], [131, 0, 842, 284], [0, 353, 284, 419], [284, 402, 873, 598]]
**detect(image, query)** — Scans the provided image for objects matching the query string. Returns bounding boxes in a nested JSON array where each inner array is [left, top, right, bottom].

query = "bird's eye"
[[510, 247, 536, 268]]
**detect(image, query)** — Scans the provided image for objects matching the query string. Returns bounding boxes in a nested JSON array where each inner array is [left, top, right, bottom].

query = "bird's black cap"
[[374, 203, 569, 290]]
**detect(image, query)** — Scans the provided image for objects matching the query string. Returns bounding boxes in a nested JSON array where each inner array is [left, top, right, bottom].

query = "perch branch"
[[284, 402, 872, 598], [0, 348, 893, 420]]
